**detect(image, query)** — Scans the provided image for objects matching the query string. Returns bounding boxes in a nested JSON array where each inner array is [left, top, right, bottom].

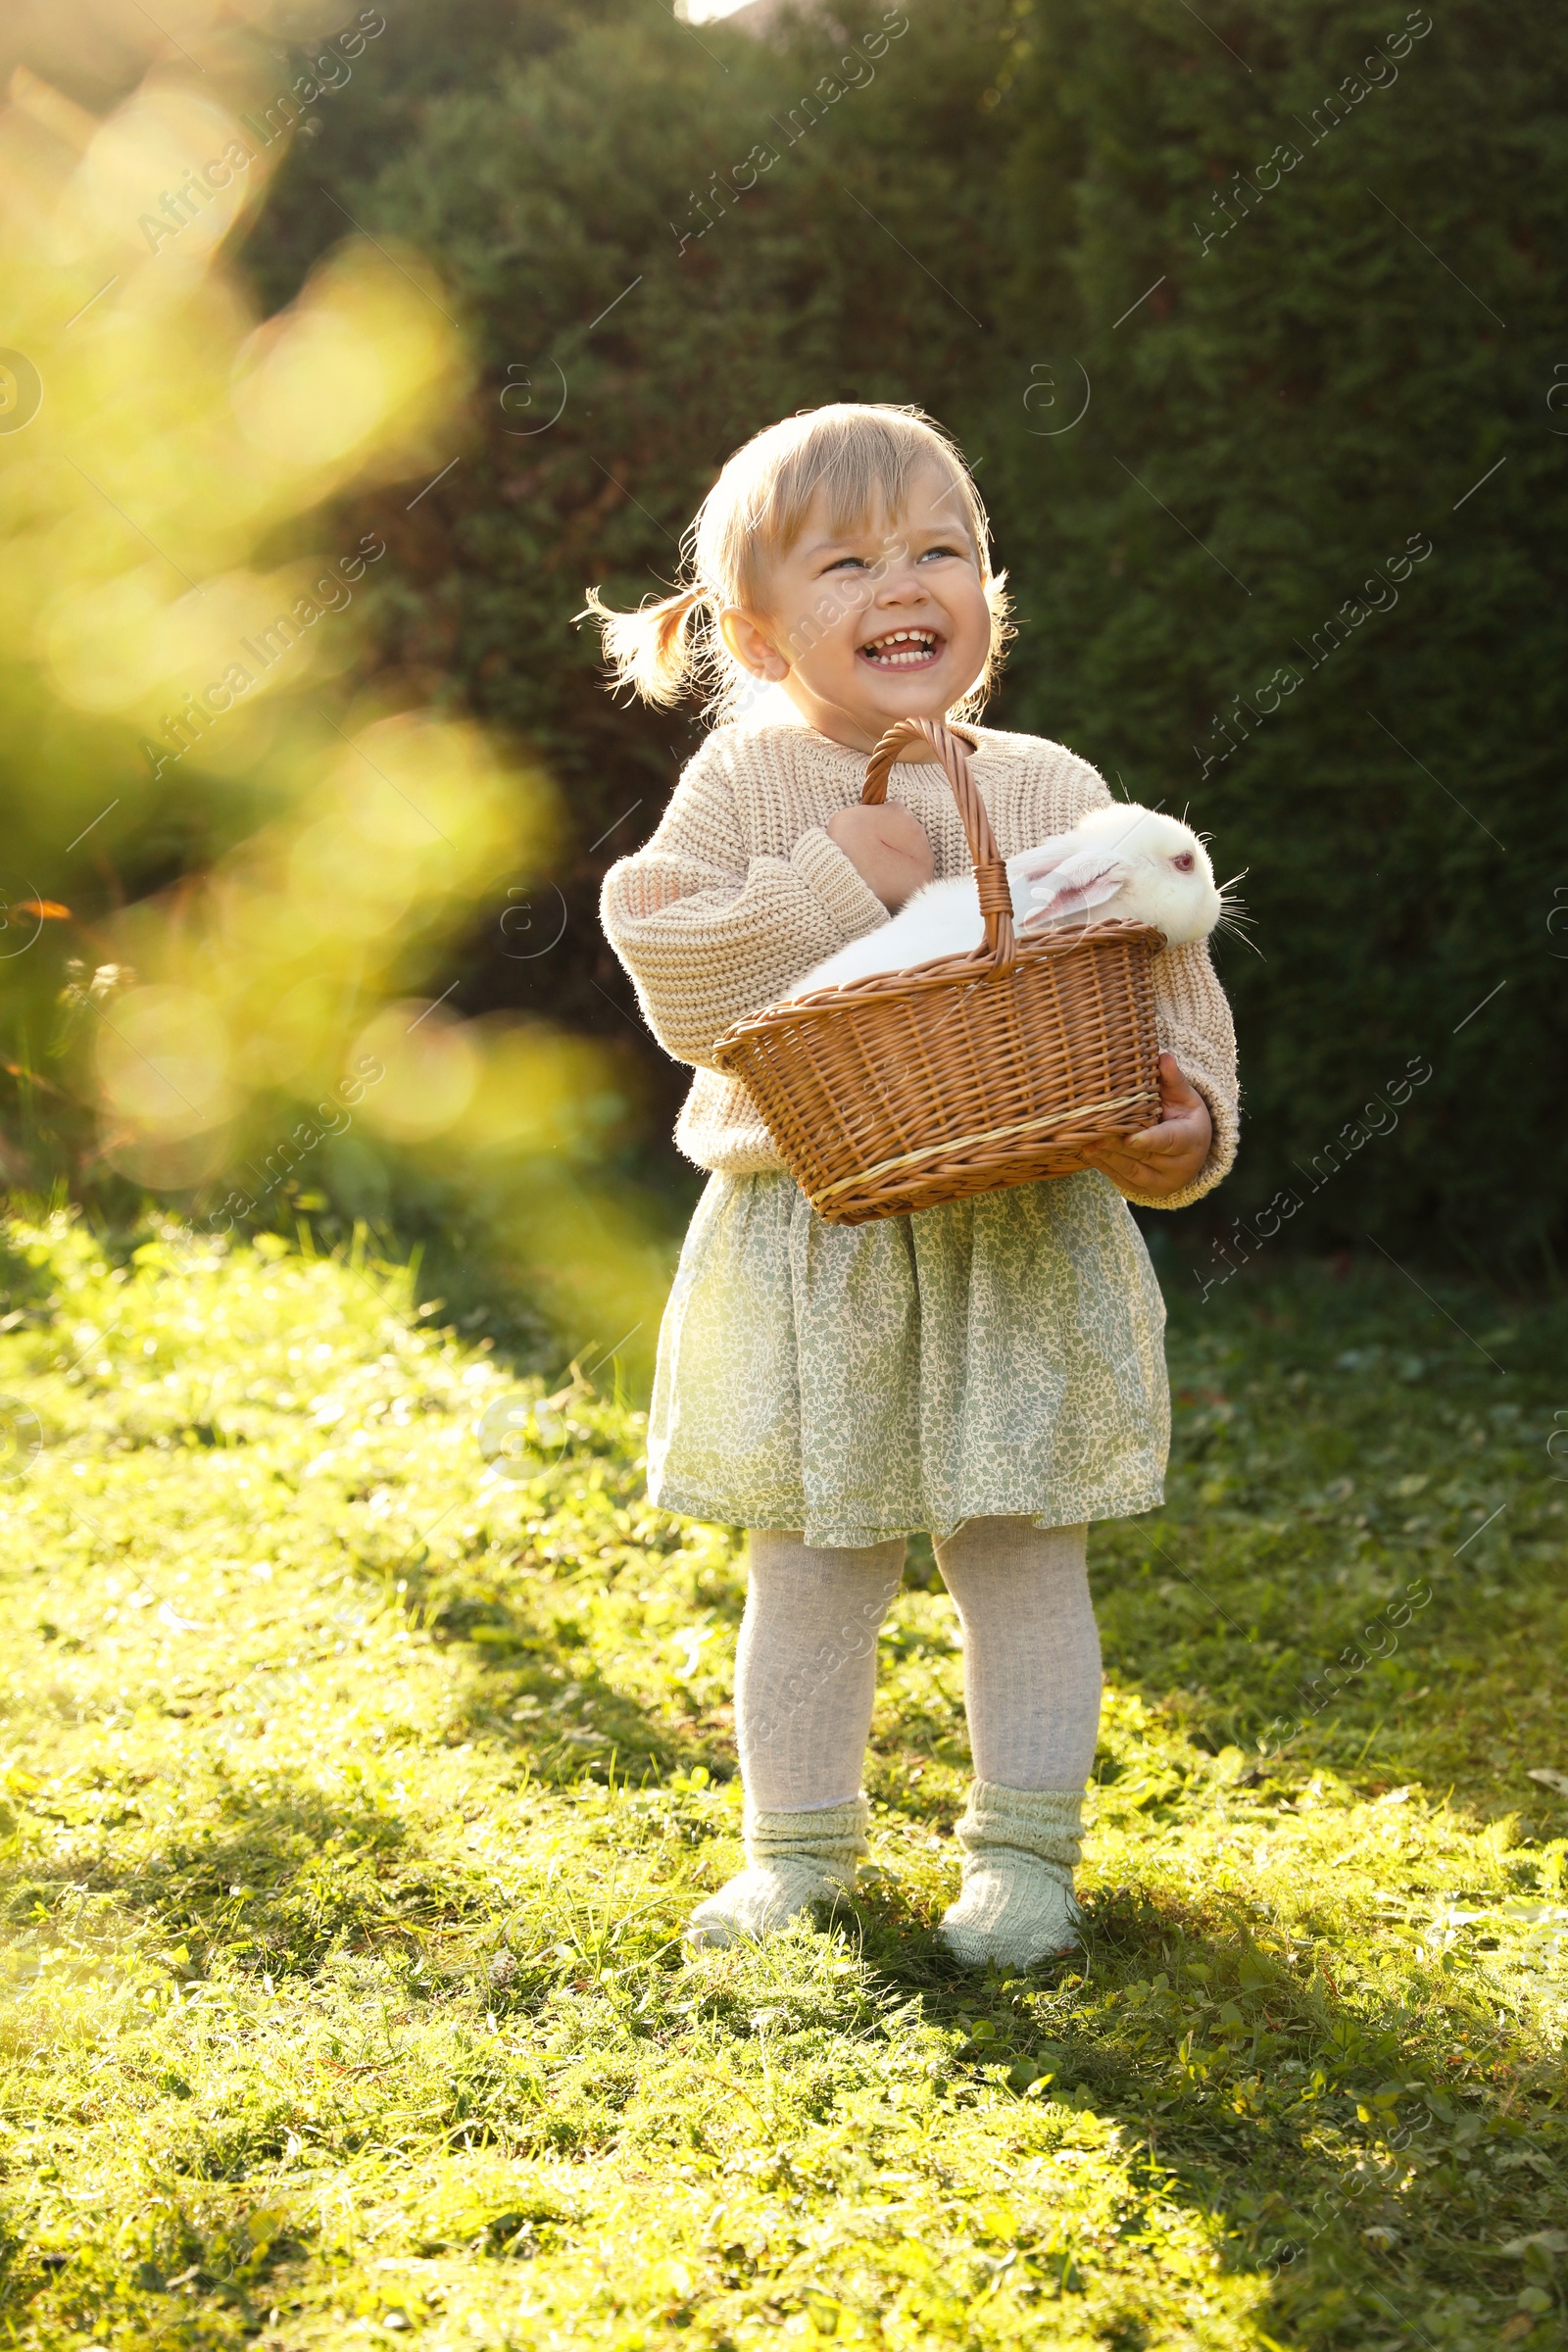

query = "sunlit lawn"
[[0, 1210, 1563, 2351]]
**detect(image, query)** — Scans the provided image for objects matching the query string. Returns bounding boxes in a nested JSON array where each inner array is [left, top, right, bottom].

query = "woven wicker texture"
[[710, 717, 1162, 1226]]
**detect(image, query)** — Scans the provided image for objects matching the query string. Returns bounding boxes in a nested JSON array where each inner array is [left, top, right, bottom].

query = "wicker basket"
[[711, 716, 1162, 1225]]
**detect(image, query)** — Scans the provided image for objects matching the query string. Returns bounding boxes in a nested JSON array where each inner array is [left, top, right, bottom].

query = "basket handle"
[[861, 716, 1014, 969]]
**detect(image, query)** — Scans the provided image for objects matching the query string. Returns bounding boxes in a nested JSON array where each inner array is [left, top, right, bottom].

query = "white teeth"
[[862, 628, 938, 664]]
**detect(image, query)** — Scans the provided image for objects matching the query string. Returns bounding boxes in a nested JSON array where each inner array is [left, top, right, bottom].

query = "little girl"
[[594, 405, 1237, 1969]]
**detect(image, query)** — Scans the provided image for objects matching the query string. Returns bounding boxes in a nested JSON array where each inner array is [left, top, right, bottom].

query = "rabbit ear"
[[1021, 851, 1129, 929], [1006, 832, 1083, 883]]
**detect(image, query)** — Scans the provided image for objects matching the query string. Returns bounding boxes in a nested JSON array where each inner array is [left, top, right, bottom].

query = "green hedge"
[[992, 0, 1567, 1278], [244, 0, 1565, 1270]]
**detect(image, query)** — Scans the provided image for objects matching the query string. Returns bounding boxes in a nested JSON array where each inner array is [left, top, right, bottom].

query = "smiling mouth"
[[858, 627, 944, 669]]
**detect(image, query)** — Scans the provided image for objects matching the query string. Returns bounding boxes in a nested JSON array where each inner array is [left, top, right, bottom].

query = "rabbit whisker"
[[1214, 910, 1264, 958]]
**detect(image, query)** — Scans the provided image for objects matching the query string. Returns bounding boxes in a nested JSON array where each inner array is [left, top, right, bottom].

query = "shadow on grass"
[[0, 1777, 443, 1972], [833, 1868, 1549, 2348], [400, 1547, 747, 1788], [0, 2182, 310, 2344]]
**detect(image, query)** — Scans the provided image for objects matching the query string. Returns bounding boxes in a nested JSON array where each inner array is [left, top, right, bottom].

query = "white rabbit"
[[789, 804, 1226, 998]]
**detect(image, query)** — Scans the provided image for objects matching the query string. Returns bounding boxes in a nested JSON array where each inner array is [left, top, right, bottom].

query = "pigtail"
[[577, 581, 711, 707]]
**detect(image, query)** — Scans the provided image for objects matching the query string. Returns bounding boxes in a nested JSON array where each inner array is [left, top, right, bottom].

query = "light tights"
[[933, 1516, 1101, 1790], [736, 1517, 1101, 1810]]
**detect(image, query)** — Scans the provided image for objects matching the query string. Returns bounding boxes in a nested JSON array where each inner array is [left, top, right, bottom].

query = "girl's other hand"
[[1081, 1053, 1212, 1197], [826, 804, 935, 912]]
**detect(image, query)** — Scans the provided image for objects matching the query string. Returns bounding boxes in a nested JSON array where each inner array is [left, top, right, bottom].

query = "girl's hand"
[[1082, 1054, 1212, 1197], [826, 804, 935, 911]]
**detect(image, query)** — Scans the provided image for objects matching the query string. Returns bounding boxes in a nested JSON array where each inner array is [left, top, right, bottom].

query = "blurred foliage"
[[230, 0, 1562, 1274], [0, 0, 676, 1382]]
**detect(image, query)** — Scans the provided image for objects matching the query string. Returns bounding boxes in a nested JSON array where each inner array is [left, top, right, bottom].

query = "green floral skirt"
[[647, 1168, 1169, 1548]]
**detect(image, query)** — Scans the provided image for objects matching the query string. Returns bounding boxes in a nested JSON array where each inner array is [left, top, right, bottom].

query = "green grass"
[[0, 1208, 1564, 2352]]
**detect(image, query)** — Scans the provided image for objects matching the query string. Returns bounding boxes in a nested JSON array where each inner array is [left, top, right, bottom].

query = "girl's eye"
[[916, 543, 963, 564], [824, 555, 870, 572]]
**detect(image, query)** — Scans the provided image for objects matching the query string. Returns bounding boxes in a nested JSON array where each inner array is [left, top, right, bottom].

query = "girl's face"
[[720, 465, 994, 752]]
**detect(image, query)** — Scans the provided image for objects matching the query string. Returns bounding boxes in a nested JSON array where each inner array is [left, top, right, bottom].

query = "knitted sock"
[[685, 1796, 870, 1948], [932, 1517, 1102, 1789], [688, 1532, 903, 1950], [735, 1531, 906, 1810], [939, 1783, 1084, 1969]]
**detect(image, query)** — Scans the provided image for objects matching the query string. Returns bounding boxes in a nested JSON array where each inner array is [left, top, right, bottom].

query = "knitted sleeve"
[[1125, 937, 1241, 1211], [600, 734, 888, 1068]]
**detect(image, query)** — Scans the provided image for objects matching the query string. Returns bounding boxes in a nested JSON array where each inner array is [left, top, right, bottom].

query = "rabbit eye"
[[1173, 852, 1195, 872]]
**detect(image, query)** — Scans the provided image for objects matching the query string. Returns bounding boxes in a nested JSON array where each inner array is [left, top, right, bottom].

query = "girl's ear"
[[720, 606, 790, 681]]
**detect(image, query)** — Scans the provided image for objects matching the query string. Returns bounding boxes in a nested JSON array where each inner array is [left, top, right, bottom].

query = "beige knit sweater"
[[601, 718, 1239, 1211]]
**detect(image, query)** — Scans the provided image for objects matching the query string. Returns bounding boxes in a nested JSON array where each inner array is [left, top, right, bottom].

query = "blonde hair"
[[580, 403, 1010, 722]]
